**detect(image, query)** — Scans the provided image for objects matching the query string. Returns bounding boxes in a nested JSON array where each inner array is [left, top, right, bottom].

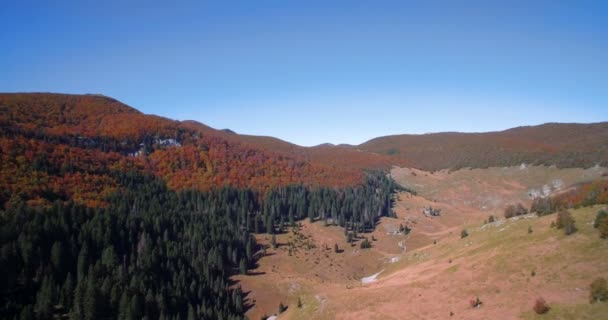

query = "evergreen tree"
[[34, 276, 55, 318], [84, 275, 100, 320]]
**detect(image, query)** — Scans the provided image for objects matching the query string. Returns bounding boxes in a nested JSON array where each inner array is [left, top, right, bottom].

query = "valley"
[[3, 3, 607, 319], [238, 166, 608, 319], [1, 93, 607, 320]]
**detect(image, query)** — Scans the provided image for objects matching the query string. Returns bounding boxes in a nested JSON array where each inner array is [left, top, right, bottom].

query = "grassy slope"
[[356, 205, 608, 320]]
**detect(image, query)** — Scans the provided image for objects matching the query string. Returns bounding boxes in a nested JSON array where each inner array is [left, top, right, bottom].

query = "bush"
[[461, 229, 469, 239], [531, 197, 557, 216], [469, 296, 482, 308], [594, 210, 607, 228], [590, 277, 608, 303], [599, 216, 608, 239], [399, 223, 411, 235], [504, 203, 528, 218], [533, 298, 550, 314], [360, 238, 372, 249], [488, 215, 496, 223], [556, 210, 576, 235], [278, 302, 287, 314]]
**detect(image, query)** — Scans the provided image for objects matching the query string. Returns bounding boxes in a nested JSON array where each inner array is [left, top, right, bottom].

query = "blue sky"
[[1, 1, 607, 146]]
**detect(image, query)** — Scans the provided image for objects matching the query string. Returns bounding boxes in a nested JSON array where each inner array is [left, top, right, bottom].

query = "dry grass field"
[[236, 166, 608, 319]]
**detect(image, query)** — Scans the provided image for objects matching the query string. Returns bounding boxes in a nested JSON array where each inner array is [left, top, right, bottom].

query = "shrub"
[[461, 229, 469, 239], [504, 203, 529, 218], [278, 302, 287, 314], [297, 297, 303, 308], [594, 209, 608, 228], [599, 216, 608, 239], [556, 210, 576, 235], [488, 215, 496, 223], [533, 298, 550, 314], [469, 296, 482, 308], [531, 197, 557, 216], [360, 238, 372, 249], [590, 277, 608, 303]]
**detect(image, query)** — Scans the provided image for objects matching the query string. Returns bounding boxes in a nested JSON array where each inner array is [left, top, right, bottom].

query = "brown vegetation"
[[533, 297, 550, 314], [504, 203, 528, 218], [556, 210, 577, 235], [358, 123, 608, 170], [0, 93, 403, 208], [590, 277, 608, 303]]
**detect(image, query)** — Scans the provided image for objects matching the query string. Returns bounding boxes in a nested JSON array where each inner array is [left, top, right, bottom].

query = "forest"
[[0, 169, 397, 320]]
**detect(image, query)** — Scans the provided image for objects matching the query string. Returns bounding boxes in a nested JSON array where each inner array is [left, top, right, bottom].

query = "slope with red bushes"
[[0, 93, 399, 208]]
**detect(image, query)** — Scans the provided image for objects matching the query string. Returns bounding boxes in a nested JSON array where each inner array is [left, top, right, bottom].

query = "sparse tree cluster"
[[556, 210, 577, 235], [360, 238, 372, 249], [504, 203, 528, 219]]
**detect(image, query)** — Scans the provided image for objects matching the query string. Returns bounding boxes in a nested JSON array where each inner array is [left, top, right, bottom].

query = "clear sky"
[[1, 1, 607, 146]]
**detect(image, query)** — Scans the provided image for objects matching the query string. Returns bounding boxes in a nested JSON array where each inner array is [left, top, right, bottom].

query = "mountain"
[[357, 122, 608, 171], [2, 92, 608, 320], [0, 92, 404, 320], [0, 93, 402, 207]]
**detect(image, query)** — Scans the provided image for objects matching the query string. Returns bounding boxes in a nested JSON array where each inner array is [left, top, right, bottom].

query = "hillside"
[[191, 124, 408, 171], [234, 166, 608, 319], [358, 123, 608, 171], [2, 92, 608, 320], [0, 93, 402, 208], [310, 205, 608, 319]]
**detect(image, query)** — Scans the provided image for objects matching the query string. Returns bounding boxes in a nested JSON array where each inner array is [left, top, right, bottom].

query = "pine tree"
[[72, 279, 86, 320], [187, 304, 195, 320], [130, 294, 143, 320], [50, 241, 63, 272], [239, 258, 247, 275], [145, 289, 157, 319], [271, 234, 277, 249], [34, 276, 55, 318], [84, 275, 100, 320], [19, 305, 34, 320], [62, 273, 74, 309], [118, 292, 130, 320]]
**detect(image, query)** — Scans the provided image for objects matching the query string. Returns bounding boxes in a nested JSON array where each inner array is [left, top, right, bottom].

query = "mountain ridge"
[[2, 92, 606, 174]]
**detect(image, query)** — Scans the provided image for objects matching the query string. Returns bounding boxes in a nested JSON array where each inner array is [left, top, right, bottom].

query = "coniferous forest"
[[0, 170, 396, 320]]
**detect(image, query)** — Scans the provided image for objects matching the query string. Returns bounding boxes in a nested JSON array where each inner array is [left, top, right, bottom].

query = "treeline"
[[530, 180, 608, 216], [260, 172, 396, 234], [0, 171, 397, 319]]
